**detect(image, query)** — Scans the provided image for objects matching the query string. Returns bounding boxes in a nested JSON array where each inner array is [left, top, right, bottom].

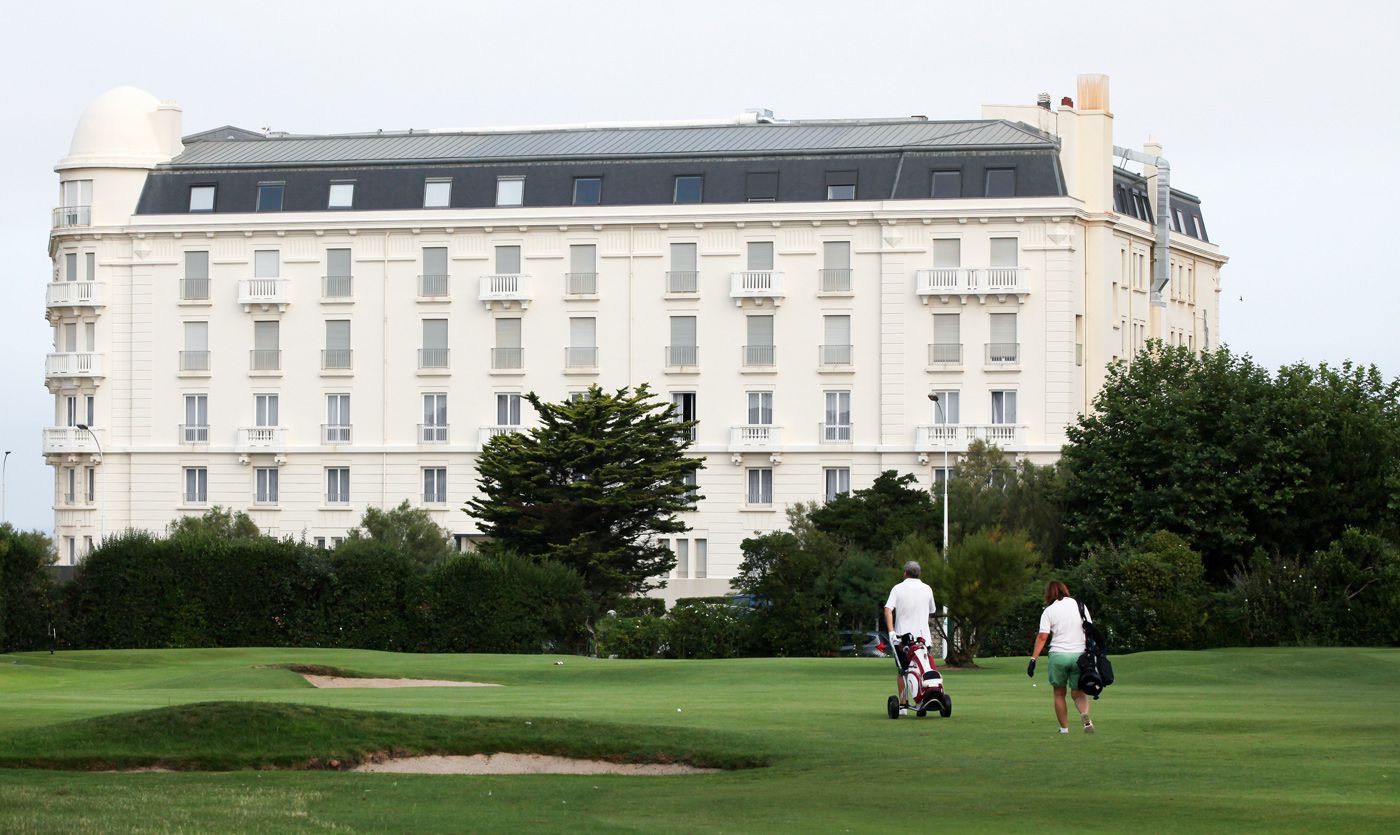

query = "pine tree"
[[465, 384, 702, 607]]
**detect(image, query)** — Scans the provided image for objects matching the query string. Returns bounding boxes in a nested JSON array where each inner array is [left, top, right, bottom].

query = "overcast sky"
[[1, 0, 1395, 534]]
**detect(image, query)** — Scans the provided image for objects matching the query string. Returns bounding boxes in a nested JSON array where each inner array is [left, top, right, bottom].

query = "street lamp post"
[[927, 393, 951, 660], [2, 450, 11, 526], [76, 425, 103, 548]]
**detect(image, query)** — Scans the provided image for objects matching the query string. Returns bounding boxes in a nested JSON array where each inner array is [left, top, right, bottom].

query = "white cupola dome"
[[57, 87, 183, 171]]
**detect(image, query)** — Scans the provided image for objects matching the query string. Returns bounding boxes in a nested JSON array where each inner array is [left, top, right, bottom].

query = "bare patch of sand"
[[351, 753, 716, 775], [300, 674, 501, 689]]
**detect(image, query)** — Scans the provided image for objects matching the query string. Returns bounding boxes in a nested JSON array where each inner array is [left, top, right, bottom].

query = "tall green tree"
[[808, 471, 938, 555], [167, 506, 260, 540], [466, 384, 701, 607], [347, 500, 452, 568], [734, 506, 848, 656], [910, 530, 1040, 665]]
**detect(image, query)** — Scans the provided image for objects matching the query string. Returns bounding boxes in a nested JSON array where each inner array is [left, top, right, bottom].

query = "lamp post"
[[2, 450, 11, 526], [76, 425, 103, 547], [927, 393, 951, 660]]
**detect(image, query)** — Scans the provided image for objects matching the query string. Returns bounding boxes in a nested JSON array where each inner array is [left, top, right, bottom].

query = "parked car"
[[839, 630, 888, 658]]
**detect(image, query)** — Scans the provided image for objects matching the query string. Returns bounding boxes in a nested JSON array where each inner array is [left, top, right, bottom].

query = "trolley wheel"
[[886, 695, 900, 719], [916, 708, 927, 718], [939, 693, 953, 718]]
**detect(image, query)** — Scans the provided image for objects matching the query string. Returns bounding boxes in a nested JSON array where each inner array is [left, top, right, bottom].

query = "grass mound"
[[0, 702, 768, 773]]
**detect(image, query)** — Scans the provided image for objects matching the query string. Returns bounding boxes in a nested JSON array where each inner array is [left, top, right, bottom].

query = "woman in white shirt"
[[1027, 580, 1094, 734]]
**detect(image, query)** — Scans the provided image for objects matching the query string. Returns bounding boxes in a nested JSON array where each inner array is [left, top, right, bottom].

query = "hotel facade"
[[45, 75, 1224, 600]]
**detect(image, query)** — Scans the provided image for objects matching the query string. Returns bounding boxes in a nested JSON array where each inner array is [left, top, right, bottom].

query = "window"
[[495, 245, 521, 274], [822, 315, 851, 365], [420, 319, 448, 368], [747, 391, 773, 426], [824, 391, 851, 441], [668, 243, 698, 293], [252, 320, 280, 371], [420, 247, 449, 297], [746, 241, 774, 271], [989, 313, 1018, 363], [423, 467, 447, 504], [821, 241, 851, 291], [826, 170, 857, 200], [746, 468, 773, 506], [85, 252, 95, 281], [985, 168, 1016, 197], [990, 238, 1019, 268], [496, 393, 522, 426], [254, 250, 279, 279], [694, 538, 708, 578], [255, 467, 279, 504], [183, 394, 208, 442], [673, 175, 703, 204], [932, 468, 952, 488], [327, 182, 355, 209], [496, 176, 524, 207], [746, 172, 778, 202], [85, 467, 95, 504], [572, 177, 602, 205], [182, 321, 209, 371], [64, 252, 77, 282], [326, 394, 351, 443], [256, 182, 284, 212], [1171, 208, 1184, 233], [422, 393, 448, 442], [671, 392, 697, 440], [423, 178, 452, 208], [931, 170, 961, 198], [324, 320, 351, 369], [674, 539, 690, 578], [668, 316, 697, 366], [931, 313, 960, 364], [326, 467, 351, 504], [744, 315, 774, 366], [183, 251, 210, 300], [255, 394, 279, 428], [189, 185, 215, 212], [991, 390, 1018, 424], [824, 467, 851, 501], [1192, 215, 1207, 241], [183, 467, 208, 504], [494, 317, 522, 369], [929, 390, 960, 424], [63, 467, 76, 505], [568, 244, 597, 295], [325, 248, 352, 297], [567, 317, 597, 368], [61, 179, 92, 212], [933, 239, 961, 269]]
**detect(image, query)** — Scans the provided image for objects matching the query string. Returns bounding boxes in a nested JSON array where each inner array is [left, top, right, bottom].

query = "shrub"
[[922, 530, 1040, 665], [0, 525, 54, 652], [327, 539, 420, 651], [1069, 531, 1210, 652], [595, 614, 667, 659], [664, 602, 744, 659], [423, 552, 589, 653], [611, 597, 665, 618]]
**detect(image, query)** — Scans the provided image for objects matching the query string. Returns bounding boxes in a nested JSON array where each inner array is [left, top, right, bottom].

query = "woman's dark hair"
[[1044, 580, 1070, 605]]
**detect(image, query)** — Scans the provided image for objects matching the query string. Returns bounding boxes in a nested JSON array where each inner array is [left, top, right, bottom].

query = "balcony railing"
[[729, 270, 784, 302], [322, 349, 353, 370], [419, 423, 450, 444], [729, 424, 783, 449], [666, 345, 699, 367], [565, 272, 597, 295], [179, 350, 211, 372], [742, 344, 775, 367], [237, 426, 286, 450], [322, 424, 353, 444], [492, 347, 523, 370], [42, 426, 104, 455], [479, 273, 531, 303], [479, 425, 521, 446], [238, 278, 291, 310], [985, 342, 1020, 366], [249, 349, 282, 371], [916, 267, 1029, 300], [820, 422, 853, 443], [565, 346, 598, 369], [45, 352, 104, 379], [928, 343, 963, 365], [322, 275, 354, 299], [46, 282, 104, 309], [819, 344, 853, 366], [419, 348, 450, 369], [666, 271, 698, 294], [914, 424, 1026, 450], [181, 278, 210, 301], [819, 268, 852, 293], [52, 205, 91, 228], [179, 423, 210, 444], [418, 274, 449, 298]]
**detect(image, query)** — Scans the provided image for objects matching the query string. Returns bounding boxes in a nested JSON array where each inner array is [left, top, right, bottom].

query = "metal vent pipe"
[[1113, 145, 1171, 307]]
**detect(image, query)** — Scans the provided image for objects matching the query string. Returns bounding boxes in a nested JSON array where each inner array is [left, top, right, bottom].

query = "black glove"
[[1027, 658, 1037, 677]]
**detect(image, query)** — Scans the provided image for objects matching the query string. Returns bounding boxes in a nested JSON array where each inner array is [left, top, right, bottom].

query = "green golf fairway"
[[0, 647, 1396, 833]]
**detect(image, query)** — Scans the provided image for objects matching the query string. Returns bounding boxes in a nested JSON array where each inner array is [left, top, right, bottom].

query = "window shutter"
[[990, 238, 1019, 267], [746, 315, 774, 346], [423, 319, 448, 350], [823, 315, 850, 345], [254, 320, 279, 350], [933, 239, 961, 268], [670, 243, 696, 272], [495, 245, 521, 274], [495, 317, 521, 349], [933, 313, 959, 344], [670, 316, 696, 347], [254, 250, 279, 278], [185, 251, 209, 280], [746, 242, 774, 271], [570, 244, 596, 274], [570, 317, 596, 347], [327, 248, 351, 277], [184, 321, 208, 351], [823, 241, 850, 270], [326, 320, 351, 351], [990, 313, 1017, 344]]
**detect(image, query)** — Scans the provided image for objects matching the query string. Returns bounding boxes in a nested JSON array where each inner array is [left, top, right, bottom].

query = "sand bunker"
[[301, 674, 501, 689], [351, 753, 716, 775]]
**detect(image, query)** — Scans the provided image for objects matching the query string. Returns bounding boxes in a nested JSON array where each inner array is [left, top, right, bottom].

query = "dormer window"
[[256, 182, 284, 212], [328, 182, 355, 209], [189, 185, 216, 213], [423, 178, 452, 208]]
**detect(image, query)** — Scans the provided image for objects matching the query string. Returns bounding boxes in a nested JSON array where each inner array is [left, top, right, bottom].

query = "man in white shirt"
[[1027, 580, 1095, 734], [883, 560, 938, 709]]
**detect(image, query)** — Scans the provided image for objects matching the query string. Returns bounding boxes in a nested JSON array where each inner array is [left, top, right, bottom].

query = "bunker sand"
[[300, 674, 501, 689], [352, 753, 717, 775]]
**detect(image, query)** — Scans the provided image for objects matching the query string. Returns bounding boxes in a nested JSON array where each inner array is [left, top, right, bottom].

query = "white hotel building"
[[45, 75, 1224, 599]]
